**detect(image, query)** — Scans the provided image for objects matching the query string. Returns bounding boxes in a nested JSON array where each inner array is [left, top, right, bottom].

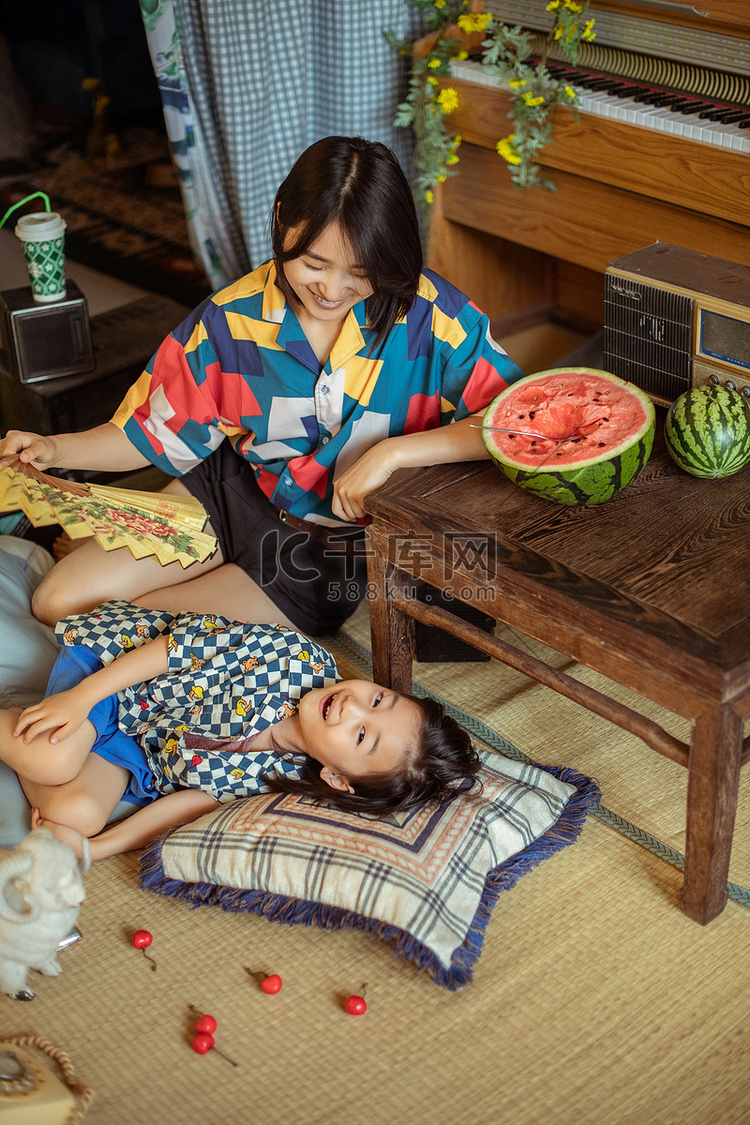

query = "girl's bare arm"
[[15, 635, 171, 744], [87, 789, 221, 860], [35, 789, 221, 861]]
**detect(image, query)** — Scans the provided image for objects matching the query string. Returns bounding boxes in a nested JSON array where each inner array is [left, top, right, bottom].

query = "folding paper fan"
[[0, 463, 218, 568]]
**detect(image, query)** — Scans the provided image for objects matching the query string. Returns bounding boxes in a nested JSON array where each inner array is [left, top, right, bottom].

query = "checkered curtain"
[[140, 0, 424, 291]]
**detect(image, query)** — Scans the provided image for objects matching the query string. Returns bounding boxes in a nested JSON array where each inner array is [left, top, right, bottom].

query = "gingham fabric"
[[111, 263, 524, 525], [141, 0, 426, 286], [55, 601, 339, 802]]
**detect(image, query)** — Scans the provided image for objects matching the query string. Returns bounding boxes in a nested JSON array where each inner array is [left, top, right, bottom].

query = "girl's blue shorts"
[[45, 646, 159, 807]]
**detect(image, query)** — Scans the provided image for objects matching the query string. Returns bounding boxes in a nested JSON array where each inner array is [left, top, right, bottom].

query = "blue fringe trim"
[[139, 764, 600, 991]]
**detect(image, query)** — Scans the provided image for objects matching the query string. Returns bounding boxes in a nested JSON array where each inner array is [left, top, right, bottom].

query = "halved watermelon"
[[482, 368, 655, 505]]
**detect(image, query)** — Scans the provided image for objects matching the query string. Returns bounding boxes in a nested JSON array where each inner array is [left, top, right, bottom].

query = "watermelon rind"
[[482, 367, 655, 506], [664, 384, 750, 479]]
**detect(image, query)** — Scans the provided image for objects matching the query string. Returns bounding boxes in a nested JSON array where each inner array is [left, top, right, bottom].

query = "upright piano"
[[428, 0, 750, 336]]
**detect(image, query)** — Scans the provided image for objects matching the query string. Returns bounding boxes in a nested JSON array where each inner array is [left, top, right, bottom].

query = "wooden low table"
[[364, 421, 750, 924]]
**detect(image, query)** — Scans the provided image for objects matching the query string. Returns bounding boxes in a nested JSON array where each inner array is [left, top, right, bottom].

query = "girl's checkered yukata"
[[55, 600, 340, 802]]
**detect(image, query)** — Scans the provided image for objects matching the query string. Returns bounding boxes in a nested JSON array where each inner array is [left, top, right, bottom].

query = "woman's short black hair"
[[270, 135, 423, 351], [267, 694, 481, 816]]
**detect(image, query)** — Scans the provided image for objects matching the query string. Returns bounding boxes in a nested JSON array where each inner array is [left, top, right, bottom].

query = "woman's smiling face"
[[291, 680, 422, 793], [282, 221, 374, 328]]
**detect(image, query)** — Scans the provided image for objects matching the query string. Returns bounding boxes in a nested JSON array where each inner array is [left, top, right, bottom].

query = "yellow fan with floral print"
[[0, 462, 217, 568]]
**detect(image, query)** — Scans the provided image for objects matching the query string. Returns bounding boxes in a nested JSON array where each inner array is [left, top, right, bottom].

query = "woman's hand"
[[0, 429, 58, 469], [14, 687, 93, 745], [331, 441, 400, 521], [330, 418, 489, 522]]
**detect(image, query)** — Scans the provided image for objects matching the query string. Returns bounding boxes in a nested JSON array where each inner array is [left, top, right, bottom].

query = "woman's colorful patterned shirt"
[[111, 261, 524, 526]]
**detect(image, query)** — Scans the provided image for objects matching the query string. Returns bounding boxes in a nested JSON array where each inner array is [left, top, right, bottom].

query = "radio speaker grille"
[[603, 273, 692, 402]]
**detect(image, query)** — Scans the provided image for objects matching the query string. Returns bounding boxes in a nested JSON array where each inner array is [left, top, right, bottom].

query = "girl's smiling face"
[[290, 680, 421, 793], [282, 221, 374, 328]]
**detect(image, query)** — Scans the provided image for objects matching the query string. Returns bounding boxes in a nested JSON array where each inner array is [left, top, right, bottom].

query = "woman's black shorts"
[[181, 442, 367, 636]]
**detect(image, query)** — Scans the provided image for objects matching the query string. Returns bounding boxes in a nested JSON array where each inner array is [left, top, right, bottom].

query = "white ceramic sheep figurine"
[[0, 827, 90, 1000]]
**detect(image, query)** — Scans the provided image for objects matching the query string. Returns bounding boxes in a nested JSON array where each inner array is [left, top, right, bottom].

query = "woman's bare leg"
[[31, 476, 305, 632], [31, 478, 225, 626], [135, 563, 302, 631]]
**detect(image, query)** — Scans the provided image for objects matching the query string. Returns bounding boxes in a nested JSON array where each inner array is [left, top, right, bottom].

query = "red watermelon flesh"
[[488, 371, 650, 465], [483, 368, 656, 506]]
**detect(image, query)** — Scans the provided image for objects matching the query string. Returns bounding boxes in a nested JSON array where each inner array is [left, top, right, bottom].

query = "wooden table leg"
[[366, 534, 415, 694], [680, 705, 744, 924]]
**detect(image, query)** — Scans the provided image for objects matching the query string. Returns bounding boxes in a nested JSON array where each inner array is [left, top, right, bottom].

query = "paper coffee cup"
[[15, 211, 67, 303]]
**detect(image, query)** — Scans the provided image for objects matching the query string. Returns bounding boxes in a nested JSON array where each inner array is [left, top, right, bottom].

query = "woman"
[[0, 136, 523, 633]]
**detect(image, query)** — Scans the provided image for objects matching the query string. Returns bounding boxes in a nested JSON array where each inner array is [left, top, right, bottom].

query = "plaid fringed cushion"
[[139, 751, 599, 989]]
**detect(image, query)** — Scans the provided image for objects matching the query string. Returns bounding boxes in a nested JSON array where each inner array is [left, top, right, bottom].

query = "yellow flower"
[[583, 20, 596, 40], [564, 86, 576, 98], [82, 77, 100, 91], [546, 1, 561, 9], [447, 153, 460, 165], [523, 93, 545, 107], [456, 13, 492, 33], [437, 174, 446, 182], [496, 135, 521, 165], [564, 0, 583, 12], [435, 0, 446, 6], [428, 57, 441, 69], [437, 87, 459, 115], [554, 26, 563, 39], [457, 50, 469, 60], [427, 76, 438, 86], [508, 78, 527, 89], [425, 189, 434, 204]]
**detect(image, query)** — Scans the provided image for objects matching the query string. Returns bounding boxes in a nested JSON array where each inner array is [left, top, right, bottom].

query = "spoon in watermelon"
[[470, 425, 572, 441]]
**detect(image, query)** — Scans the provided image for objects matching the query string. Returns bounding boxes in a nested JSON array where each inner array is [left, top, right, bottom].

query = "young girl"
[[0, 135, 524, 634], [1, 601, 479, 862]]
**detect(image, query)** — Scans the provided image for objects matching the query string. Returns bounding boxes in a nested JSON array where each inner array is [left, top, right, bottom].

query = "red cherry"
[[192, 1032, 215, 1055], [131, 929, 157, 970], [244, 967, 283, 993], [344, 994, 367, 1015], [194, 1014, 218, 1035], [260, 973, 283, 995]]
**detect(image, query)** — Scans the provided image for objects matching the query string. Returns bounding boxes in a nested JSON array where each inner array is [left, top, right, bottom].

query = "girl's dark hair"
[[270, 135, 423, 352], [267, 695, 481, 816]]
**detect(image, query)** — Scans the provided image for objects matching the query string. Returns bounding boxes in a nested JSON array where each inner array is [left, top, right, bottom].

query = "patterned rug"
[[0, 127, 212, 308]]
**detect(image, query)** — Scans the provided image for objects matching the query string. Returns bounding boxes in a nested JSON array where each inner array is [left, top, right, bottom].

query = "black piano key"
[[669, 99, 702, 112], [678, 103, 713, 115], [713, 110, 750, 123]]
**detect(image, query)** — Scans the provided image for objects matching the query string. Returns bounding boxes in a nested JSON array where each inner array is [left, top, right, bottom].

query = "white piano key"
[[452, 62, 750, 154]]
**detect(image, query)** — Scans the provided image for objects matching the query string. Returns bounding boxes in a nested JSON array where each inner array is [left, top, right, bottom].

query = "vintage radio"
[[0, 280, 94, 385], [603, 243, 750, 406]]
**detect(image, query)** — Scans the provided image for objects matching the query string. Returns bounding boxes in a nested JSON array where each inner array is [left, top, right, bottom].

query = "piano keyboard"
[[450, 60, 750, 155]]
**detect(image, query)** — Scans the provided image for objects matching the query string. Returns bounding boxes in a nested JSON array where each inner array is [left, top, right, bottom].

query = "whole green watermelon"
[[664, 384, 750, 479]]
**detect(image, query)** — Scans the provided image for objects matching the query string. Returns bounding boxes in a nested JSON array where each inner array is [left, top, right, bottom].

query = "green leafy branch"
[[388, 0, 596, 206]]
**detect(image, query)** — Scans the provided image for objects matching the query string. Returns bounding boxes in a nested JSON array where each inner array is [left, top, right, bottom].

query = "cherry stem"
[[243, 967, 265, 980], [212, 1046, 240, 1069], [140, 948, 157, 972]]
